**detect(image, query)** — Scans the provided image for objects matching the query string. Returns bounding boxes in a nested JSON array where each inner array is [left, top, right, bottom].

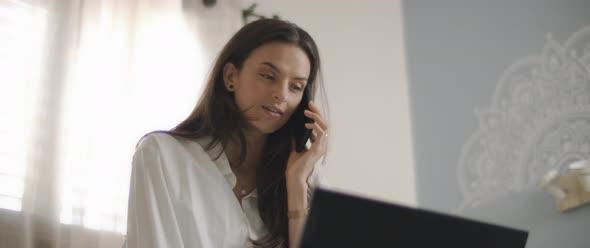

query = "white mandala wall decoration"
[[457, 25, 590, 210]]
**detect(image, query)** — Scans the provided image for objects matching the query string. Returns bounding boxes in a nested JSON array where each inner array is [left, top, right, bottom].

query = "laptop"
[[299, 188, 528, 248]]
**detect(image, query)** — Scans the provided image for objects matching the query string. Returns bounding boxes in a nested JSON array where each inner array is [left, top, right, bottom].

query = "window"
[[0, 0, 47, 212], [0, 0, 204, 235]]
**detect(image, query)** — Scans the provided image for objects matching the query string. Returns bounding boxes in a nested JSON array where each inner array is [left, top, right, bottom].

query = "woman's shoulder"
[[135, 131, 200, 154], [135, 131, 214, 158], [136, 131, 181, 150]]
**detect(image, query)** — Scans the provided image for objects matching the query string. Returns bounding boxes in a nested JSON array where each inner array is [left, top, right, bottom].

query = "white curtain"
[[0, 0, 242, 247]]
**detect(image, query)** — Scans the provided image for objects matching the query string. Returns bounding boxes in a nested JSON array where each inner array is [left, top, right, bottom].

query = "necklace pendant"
[[241, 189, 247, 195]]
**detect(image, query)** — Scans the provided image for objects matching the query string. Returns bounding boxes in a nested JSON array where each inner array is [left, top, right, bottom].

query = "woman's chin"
[[246, 120, 286, 135], [258, 126, 281, 135], [244, 124, 280, 136]]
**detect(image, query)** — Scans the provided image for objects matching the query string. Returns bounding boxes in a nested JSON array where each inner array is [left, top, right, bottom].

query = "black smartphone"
[[293, 85, 314, 152]]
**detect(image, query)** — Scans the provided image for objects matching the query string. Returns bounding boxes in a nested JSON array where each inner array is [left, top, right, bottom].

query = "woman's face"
[[223, 42, 311, 135]]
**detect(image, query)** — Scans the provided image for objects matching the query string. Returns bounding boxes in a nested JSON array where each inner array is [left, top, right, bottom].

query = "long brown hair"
[[160, 19, 327, 247]]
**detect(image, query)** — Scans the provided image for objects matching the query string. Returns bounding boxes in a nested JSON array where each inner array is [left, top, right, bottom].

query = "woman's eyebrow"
[[260, 62, 281, 73], [260, 62, 308, 81]]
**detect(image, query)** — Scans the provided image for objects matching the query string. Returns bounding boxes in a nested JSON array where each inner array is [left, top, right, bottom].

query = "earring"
[[229, 84, 234, 91]]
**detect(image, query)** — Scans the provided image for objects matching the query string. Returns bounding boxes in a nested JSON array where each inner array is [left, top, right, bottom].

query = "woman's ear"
[[223, 63, 238, 92]]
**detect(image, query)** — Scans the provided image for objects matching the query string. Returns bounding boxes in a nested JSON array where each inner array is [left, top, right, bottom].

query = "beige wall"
[[249, 0, 416, 206]]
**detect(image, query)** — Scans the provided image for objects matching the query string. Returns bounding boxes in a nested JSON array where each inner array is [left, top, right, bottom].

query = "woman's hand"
[[284, 101, 328, 248], [285, 101, 329, 185]]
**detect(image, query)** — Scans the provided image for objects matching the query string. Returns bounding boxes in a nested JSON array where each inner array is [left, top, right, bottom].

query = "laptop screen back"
[[299, 188, 528, 248]]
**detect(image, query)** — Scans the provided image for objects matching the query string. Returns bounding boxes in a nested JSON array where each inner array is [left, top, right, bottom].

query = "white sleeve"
[[125, 137, 185, 248]]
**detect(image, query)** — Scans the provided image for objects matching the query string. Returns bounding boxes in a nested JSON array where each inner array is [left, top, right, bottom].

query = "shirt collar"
[[197, 136, 258, 198]]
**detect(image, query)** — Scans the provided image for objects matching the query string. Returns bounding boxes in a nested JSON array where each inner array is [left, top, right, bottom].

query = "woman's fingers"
[[307, 100, 320, 112], [301, 101, 329, 158], [305, 122, 328, 156], [304, 109, 328, 132], [305, 122, 326, 138]]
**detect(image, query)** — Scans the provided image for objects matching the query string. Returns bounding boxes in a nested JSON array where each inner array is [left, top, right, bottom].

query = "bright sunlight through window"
[[0, 0, 46, 212], [57, 11, 204, 234], [0, 1, 204, 235]]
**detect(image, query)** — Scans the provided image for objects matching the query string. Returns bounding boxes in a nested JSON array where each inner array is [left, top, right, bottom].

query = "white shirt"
[[123, 133, 327, 248]]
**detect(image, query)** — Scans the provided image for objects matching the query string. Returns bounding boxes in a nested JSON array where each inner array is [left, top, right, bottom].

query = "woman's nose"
[[272, 82, 289, 102]]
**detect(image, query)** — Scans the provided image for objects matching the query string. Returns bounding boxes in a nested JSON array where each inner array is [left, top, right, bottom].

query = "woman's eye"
[[291, 85, 303, 91], [259, 73, 274, 80]]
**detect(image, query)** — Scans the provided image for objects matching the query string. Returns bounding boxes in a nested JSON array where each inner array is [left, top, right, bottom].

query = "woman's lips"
[[262, 106, 282, 119]]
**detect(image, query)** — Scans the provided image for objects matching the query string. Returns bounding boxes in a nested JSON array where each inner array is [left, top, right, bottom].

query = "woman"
[[124, 18, 329, 248]]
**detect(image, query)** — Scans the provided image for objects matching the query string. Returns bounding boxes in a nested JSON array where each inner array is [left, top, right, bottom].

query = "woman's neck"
[[224, 129, 267, 175]]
